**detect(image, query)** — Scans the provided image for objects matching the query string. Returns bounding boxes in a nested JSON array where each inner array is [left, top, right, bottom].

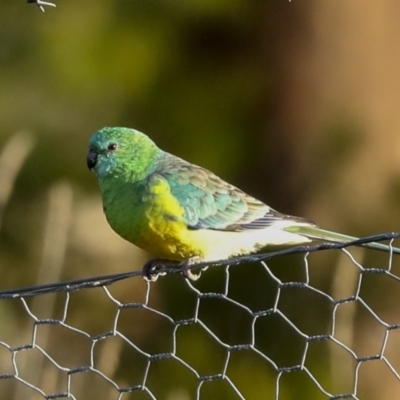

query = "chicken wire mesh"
[[27, 0, 56, 13], [1, 235, 400, 400]]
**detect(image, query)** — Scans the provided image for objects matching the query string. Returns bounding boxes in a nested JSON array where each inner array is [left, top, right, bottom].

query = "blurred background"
[[1, 0, 400, 399]]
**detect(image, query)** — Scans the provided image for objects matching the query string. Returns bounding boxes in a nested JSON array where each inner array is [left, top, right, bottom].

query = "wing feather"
[[155, 153, 314, 231]]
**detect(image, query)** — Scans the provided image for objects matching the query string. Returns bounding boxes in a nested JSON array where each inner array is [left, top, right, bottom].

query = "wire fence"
[[27, 0, 56, 13], [1, 234, 400, 400]]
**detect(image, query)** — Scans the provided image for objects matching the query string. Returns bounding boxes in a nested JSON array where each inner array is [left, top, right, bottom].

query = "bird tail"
[[284, 225, 400, 255]]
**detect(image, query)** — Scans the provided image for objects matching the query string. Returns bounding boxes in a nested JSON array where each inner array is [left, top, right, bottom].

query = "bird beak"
[[87, 148, 98, 170]]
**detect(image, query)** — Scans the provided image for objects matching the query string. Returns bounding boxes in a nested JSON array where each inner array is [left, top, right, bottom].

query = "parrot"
[[87, 127, 400, 280]]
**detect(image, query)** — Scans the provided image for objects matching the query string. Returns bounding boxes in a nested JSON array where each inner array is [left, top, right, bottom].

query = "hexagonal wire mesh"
[[1, 234, 400, 400]]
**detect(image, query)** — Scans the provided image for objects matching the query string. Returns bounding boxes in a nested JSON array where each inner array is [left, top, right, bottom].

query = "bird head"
[[87, 127, 160, 181]]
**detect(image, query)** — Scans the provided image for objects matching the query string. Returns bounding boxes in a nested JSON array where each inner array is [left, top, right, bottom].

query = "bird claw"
[[141, 259, 169, 282], [182, 267, 201, 281], [141, 257, 207, 281], [27, 0, 56, 13], [181, 257, 208, 281]]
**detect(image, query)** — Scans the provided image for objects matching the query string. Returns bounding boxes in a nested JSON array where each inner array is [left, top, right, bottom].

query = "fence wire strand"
[[1, 233, 400, 399]]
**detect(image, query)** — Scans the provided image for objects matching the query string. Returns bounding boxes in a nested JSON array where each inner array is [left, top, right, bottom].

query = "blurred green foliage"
[[1, 0, 268, 189]]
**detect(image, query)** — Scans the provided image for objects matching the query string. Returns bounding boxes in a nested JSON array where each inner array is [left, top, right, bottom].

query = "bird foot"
[[182, 267, 201, 281], [181, 257, 207, 281], [142, 257, 207, 281], [27, 0, 56, 13], [141, 259, 171, 282]]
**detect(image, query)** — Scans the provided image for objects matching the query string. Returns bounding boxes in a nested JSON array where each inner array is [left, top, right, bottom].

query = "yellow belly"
[[105, 175, 206, 261]]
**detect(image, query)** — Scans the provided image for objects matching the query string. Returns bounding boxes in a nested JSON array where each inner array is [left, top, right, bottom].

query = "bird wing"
[[156, 155, 313, 231]]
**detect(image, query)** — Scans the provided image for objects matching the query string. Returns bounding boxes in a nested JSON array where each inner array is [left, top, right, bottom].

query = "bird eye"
[[107, 143, 117, 151]]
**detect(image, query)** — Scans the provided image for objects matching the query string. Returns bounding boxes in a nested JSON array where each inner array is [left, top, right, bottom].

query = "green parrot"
[[87, 127, 399, 280]]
